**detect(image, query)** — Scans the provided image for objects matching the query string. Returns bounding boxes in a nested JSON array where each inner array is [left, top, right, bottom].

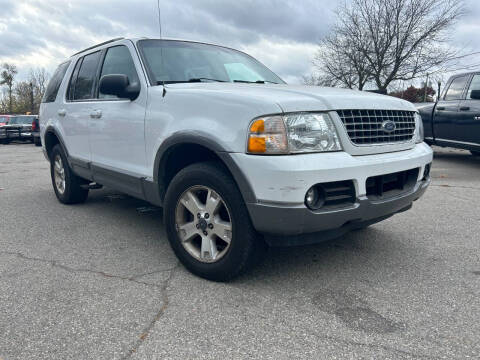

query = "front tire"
[[50, 144, 89, 204], [164, 161, 266, 281]]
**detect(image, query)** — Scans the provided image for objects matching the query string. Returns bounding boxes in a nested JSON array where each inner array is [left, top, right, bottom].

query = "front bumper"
[[248, 178, 429, 246], [230, 142, 433, 245]]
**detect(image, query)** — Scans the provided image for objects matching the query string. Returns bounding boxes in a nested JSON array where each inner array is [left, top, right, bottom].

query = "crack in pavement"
[[121, 263, 180, 359], [430, 184, 480, 190], [0, 251, 175, 288]]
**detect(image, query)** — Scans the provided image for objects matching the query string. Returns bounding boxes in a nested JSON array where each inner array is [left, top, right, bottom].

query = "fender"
[[44, 125, 70, 160], [153, 131, 257, 204]]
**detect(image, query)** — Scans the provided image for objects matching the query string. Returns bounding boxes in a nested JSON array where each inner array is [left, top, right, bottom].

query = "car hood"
[[164, 83, 416, 113]]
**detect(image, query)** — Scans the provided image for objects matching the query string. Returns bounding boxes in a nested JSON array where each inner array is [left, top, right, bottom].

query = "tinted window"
[[467, 75, 480, 99], [67, 58, 83, 101], [42, 61, 70, 103], [72, 51, 102, 100], [138, 40, 285, 85], [444, 75, 468, 101], [99, 46, 139, 99]]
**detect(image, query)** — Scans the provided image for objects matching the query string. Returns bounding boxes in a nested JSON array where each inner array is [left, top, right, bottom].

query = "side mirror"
[[99, 74, 140, 100], [470, 90, 480, 100]]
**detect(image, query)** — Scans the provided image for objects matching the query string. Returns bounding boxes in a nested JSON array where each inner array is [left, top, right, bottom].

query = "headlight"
[[414, 113, 424, 144], [247, 113, 342, 154]]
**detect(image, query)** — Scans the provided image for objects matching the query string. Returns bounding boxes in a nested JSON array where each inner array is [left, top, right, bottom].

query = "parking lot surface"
[[0, 143, 479, 359]]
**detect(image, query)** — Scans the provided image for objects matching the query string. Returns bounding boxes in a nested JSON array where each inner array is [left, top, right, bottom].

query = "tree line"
[[305, 0, 465, 101], [0, 63, 50, 115]]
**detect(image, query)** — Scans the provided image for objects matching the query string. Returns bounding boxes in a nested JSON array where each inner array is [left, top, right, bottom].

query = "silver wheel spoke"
[[201, 236, 218, 260], [178, 221, 198, 242], [212, 218, 232, 243], [205, 189, 221, 216], [180, 191, 204, 216]]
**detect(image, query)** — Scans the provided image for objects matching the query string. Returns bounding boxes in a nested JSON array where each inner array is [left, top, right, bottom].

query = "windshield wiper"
[[188, 78, 226, 83], [157, 78, 226, 85], [233, 79, 278, 84]]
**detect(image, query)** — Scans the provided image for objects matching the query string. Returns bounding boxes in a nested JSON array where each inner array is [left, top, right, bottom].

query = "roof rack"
[[71, 37, 124, 57]]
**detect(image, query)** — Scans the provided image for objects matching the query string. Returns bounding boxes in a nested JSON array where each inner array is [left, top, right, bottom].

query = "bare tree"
[[312, 0, 464, 91], [28, 68, 50, 112], [313, 32, 373, 90], [14, 81, 33, 114], [0, 63, 18, 113]]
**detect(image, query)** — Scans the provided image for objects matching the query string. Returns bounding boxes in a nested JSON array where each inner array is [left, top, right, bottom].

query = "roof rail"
[[71, 37, 124, 57]]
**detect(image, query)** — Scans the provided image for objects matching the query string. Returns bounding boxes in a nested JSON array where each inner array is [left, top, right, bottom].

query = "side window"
[[67, 58, 83, 101], [444, 75, 469, 101], [466, 75, 480, 99], [99, 46, 140, 99], [70, 51, 102, 101], [42, 61, 71, 103]]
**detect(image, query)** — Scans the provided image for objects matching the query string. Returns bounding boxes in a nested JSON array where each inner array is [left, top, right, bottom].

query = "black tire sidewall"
[[164, 162, 260, 281], [50, 144, 88, 204]]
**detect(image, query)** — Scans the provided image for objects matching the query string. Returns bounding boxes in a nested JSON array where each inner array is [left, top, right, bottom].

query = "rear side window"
[[467, 75, 480, 99], [69, 51, 102, 101], [99, 46, 139, 99], [42, 61, 71, 103], [444, 75, 469, 101]]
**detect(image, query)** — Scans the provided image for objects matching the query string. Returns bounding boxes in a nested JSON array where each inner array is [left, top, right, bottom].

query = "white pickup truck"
[[40, 38, 433, 281]]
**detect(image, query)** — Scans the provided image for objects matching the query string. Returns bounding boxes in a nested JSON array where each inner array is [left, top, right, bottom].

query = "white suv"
[[40, 37, 433, 281]]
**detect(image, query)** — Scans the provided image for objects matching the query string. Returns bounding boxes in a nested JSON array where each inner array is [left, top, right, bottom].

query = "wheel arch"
[[154, 132, 256, 204], [44, 126, 68, 161]]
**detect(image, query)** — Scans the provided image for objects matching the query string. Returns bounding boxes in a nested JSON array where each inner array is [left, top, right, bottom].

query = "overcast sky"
[[0, 0, 479, 84]]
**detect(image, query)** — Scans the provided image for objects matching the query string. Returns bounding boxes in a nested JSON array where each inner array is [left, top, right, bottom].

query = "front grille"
[[366, 168, 419, 199], [337, 109, 416, 145]]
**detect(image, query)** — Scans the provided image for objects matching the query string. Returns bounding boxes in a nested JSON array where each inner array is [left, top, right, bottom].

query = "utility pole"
[[29, 82, 34, 113], [423, 73, 429, 102]]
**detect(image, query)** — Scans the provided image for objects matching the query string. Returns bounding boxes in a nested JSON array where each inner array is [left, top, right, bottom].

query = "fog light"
[[305, 186, 325, 210]]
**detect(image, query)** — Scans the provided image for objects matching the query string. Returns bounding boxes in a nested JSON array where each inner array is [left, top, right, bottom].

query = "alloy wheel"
[[175, 185, 233, 263]]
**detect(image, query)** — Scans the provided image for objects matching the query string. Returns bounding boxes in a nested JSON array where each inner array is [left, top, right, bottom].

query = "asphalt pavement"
[[0, 143, 479, 359]]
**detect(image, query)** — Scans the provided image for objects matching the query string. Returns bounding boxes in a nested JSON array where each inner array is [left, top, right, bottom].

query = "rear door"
[[456, 73, 480, 147], [433, 74, 470, 142], [88, 43, 147, 179], [62, 51, 103, 162]]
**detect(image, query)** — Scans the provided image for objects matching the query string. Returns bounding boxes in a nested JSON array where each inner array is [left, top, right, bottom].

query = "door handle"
[[90, 110, 102, 119], [57, 109, 66, 117], [459, 106, 470, 111], [436, 106, 445, 111]]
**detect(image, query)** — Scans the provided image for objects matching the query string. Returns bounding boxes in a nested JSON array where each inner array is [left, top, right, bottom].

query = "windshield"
[[138, 40, 285, 85], [9, 116, 34, 125]]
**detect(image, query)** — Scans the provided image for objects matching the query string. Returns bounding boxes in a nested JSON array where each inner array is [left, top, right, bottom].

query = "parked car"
[[31, 116, 41, 146], [40, 38, 433, 281], [0, 115, 36, 144], [417, 72, 480, 156]]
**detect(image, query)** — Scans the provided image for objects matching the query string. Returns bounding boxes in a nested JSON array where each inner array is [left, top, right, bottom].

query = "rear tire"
[[164, 161, 267, 281], [34, 137, 41, 146], [50, 144, 89, 204], [471, 150, 480, 157]]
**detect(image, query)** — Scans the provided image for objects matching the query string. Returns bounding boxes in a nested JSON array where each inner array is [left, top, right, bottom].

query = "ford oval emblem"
[[382, 120, 396, 133]]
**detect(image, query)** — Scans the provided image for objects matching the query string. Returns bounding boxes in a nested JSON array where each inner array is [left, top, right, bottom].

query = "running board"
[[80, 182, 103, 190]]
